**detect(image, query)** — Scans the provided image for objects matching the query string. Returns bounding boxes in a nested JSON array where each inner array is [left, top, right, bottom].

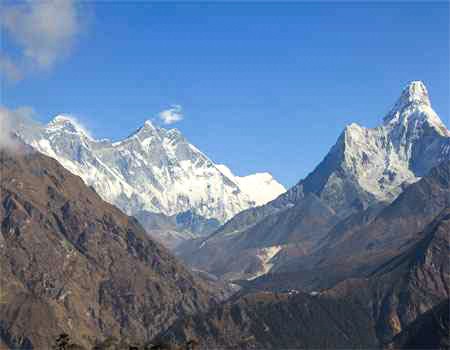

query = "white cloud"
[[0, 105, 35, 150], [159, 105, 184, 125], [0, 0, 85, 80]]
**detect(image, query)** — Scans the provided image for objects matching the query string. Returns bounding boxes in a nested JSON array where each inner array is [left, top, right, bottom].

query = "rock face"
[[0, 146, 214, 349], [387, 299, 450, 350], [16, 118, 285, 225], [177, 81, 450, 281]]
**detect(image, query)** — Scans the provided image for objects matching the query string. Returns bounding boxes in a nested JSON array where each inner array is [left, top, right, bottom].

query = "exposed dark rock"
[[387, 299, 450, 350]]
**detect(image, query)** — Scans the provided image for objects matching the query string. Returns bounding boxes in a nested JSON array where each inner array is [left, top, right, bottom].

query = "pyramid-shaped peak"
[[129, 119, 160, 138], [383, 81, 435, 126], [398, 80, 431, 107]]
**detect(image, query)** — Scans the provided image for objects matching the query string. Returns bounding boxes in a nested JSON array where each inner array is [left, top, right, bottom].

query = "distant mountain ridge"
[[16, 116, 285, 228]]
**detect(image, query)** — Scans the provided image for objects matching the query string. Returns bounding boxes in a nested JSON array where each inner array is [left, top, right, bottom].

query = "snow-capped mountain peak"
[[18, 117, 285, 223], [396, 80, 430, 107], [129, 119, 159, 139], [279, 81, 450, 217], [48, 114, 92, 138], [339, 81, 449, 203], [383, 81, 448, 137]]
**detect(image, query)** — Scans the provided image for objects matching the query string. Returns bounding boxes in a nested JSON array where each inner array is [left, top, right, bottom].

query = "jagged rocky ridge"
[[177, 81, 450, 280]]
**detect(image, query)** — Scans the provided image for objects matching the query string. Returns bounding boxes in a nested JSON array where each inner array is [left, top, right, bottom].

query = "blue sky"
[[2, 1, 449, 187]]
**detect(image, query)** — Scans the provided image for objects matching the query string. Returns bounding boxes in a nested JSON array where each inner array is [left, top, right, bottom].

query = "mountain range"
[[1, 143, 448, 349], [15, 116, 284, 247], [1, 80, 448, 349]]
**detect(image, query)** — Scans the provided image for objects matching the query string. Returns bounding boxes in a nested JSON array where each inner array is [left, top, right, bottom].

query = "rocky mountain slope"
[[387, 299, 449, 349], [156, 290, 379, 349], [16, 117, 285, 225], [324, 206, 450, 342], [177, 81, 450, 280], [0, 145, 216, 349], [178, 193, 338, 280], [261, 160, 450, 290], [156, 207, 450, 349]]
